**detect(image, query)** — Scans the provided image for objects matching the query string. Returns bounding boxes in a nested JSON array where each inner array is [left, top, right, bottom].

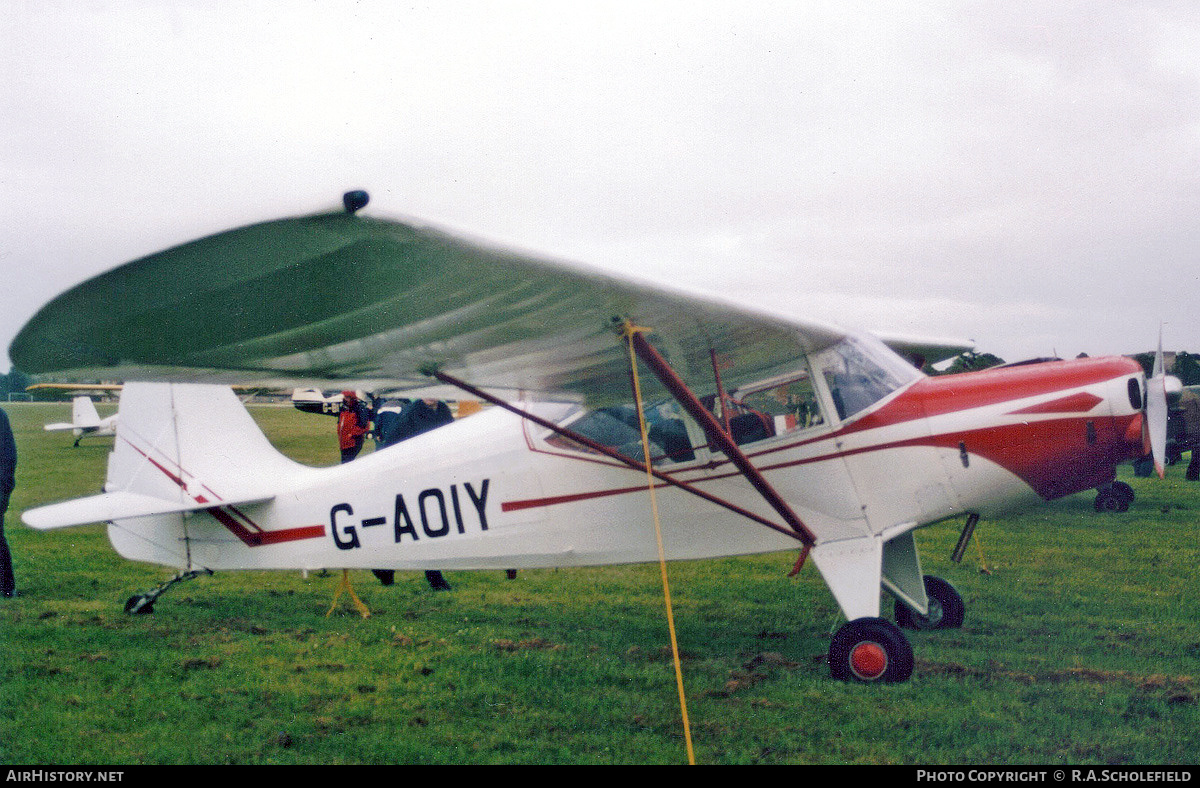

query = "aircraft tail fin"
[[102, 382, 294, 503], [72, 395, 102, 428], [23, 383, 295, 566]]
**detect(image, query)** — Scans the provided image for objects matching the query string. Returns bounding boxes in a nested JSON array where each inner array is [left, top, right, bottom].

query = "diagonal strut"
[[624, 328, 818, 548]]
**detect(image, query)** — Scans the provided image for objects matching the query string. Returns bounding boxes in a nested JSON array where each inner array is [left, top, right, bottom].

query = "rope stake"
[[326, 569, 371, 618]]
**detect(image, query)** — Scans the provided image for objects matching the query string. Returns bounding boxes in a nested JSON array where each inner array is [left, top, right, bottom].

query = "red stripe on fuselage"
[[502, 483, 667, 512], [204, 506, 324, 546], [121, 435, 324, 546]]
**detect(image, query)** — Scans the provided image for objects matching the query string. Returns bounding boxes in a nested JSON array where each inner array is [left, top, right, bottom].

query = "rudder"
[[72, 396, 102, 428]]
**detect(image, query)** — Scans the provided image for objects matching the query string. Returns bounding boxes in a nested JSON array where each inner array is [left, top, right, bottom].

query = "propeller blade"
[[1146, 334, 1168, 479]]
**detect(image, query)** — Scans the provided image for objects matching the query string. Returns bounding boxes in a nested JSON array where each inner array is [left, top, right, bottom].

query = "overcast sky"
[[3, 1, 1198, 374]]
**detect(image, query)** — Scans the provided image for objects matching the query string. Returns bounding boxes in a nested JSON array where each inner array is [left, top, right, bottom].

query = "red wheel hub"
[[849, 641, 887, 680]]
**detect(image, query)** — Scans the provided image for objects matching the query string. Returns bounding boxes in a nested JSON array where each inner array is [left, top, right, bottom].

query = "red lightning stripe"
[[119, 435, 324, 546]]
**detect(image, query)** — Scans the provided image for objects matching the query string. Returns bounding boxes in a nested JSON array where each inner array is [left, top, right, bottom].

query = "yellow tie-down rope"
[[975, 531, 992, 575], [326, 569, 371, 618], [622, 321, 696, 765]]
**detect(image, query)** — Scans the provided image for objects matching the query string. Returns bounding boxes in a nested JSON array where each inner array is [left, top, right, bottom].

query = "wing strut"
[[624, 326, 818, 550], [425, 369, 806, 543]]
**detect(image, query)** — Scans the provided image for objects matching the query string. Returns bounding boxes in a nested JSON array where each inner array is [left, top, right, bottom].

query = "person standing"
[[384, 398, 453, 447], [378, 399, 455, 591], [1179, 388, 1200, 481], [337, 391, 371, 464], [0, 407, 17, 598]]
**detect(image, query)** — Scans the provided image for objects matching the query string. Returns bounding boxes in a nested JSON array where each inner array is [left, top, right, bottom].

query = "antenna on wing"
[[342, 190, 370, 214]]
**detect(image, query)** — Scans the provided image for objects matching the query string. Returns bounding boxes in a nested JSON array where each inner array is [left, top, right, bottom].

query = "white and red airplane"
[[42, 395, 118, 446], [11, 192, 1169, 683]]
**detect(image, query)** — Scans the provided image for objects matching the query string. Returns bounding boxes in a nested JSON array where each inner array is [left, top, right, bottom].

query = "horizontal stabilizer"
[[22, 490, 275, 531], [43, 423, 75, 432], [873, 331, 975, 366]]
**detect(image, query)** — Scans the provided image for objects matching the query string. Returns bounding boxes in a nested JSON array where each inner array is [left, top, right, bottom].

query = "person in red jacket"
[[337, 391, 370, 464]]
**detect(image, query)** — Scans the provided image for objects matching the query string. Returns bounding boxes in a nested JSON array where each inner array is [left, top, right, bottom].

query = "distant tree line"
[[929, 349, 1200, 384], [928, 351, 1007, 375], [1131, 350, 1200, 386], [0, 368, 35, 399]]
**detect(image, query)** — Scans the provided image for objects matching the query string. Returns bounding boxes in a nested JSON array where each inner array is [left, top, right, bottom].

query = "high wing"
[[10, 201, 965, 404]]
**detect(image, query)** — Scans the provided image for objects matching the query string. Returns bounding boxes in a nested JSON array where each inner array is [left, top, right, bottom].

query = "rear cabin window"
[[548, 399, 696, 466], [546, 363, 835, 463], [543, 338, 919, 460]]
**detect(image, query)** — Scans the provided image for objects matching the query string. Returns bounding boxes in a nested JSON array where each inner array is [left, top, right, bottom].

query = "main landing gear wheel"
[[828, 617, 914, 683], [894, 575, 965, 630], [1094, 482, 1133, 513]]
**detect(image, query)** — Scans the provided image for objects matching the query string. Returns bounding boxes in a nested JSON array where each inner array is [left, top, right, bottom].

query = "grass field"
[[1, 401, 1197, 765]]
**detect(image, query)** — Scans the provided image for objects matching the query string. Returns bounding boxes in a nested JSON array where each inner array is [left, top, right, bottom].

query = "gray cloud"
[[3, 1, 1198, 372]]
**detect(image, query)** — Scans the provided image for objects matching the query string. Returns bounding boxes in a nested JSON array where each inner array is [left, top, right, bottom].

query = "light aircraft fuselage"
[[77, 352, 1145, 629]]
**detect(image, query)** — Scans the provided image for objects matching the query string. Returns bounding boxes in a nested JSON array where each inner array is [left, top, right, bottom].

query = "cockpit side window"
[[543, 341, 917, 460], [813, 335, 922, 420], [547, 399, 697, 465], [734, 371, 825, 438]]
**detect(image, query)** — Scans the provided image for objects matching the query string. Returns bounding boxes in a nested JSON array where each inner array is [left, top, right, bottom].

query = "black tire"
[[1094, 489, 1128, 513], [124, 595, 154, 614], [1110, 481, 1135, 504], [895, 575, 965, 630], [828, 617, 914, 683]]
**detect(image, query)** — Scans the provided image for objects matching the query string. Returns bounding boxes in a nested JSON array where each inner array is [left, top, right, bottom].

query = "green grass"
[[1, 402, 1197, 764]]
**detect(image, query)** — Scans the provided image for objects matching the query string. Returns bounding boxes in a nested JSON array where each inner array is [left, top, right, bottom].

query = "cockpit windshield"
[[812, 335, 922, 420]]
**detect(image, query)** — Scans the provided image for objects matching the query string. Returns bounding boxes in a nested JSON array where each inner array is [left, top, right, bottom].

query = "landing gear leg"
[[124, 569, 214, 614], [828, 617, 914, 683]]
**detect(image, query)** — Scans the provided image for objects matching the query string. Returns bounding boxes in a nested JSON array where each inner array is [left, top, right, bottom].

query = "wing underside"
[[12, 209, 856, 404]]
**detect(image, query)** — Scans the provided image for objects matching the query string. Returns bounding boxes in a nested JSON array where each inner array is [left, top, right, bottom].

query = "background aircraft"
[[291, 387, 352, 416], [42, 395, 117, 446], [10, 193, 1168, 684]]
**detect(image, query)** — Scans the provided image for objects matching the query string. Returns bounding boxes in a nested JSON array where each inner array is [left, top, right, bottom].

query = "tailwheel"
[[124, 593, 155, 615], [122, 569, 213, 615], [894, 575, 965, 630], [828, 617, 914, 683]]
